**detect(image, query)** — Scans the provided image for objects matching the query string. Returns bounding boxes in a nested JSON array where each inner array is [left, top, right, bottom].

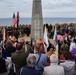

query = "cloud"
[[42, 0, 76, 10], [0, 0, 76, 18], [42, 0, 76, 17]]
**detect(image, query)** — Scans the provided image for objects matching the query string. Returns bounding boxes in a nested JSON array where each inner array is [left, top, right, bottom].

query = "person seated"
[[17, 54, 41, 75], [43, 54, 64, 75]]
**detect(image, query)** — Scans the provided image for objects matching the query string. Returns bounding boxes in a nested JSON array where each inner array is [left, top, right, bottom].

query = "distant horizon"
[[0, 18, 76, 26], [0, 17, 76, 18]]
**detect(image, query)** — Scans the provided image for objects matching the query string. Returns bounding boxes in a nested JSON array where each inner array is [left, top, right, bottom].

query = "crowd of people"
[[0, 23, 76, 75]]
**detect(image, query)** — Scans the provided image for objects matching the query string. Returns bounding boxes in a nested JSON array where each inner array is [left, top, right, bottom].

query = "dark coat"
[[6, 46, 16, 57], [17, 66, 41, 75]]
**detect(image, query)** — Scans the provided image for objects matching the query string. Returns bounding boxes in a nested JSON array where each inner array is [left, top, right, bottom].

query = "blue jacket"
[[17, 66, 41, 75]]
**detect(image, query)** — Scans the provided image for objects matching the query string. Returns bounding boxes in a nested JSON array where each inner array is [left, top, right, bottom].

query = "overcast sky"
[[0, 0, 76, 18]]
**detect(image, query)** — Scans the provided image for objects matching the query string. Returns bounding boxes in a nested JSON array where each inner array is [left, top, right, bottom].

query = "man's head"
[[27, 54, 36, 67], [16, 42, 23, 51], [50, 54, 58, 63]]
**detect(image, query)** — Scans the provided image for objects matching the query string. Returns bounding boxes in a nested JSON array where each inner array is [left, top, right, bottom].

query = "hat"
[[50, 54, 58, 63], [36, 38, 43, 43], [11, 36, 17, 42]]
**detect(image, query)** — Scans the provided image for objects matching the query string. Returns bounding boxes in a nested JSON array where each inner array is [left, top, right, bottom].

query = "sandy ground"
[[18, 35, 55, 45], [18, 35, 31, 42]]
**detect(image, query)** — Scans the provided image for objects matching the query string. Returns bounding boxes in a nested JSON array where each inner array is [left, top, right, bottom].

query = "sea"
[[0, 18, 76, 26]]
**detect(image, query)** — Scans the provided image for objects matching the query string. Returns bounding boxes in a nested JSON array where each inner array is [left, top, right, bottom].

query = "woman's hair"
[[34, 43, 40, 51], [27, 54, 36, 67], [73, 39, 76, 43], [60, 44, 69, 51], [6, 40, 13, 47], [64, 51, 72, 60]]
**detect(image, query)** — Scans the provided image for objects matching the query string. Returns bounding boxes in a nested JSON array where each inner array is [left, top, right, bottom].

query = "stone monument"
[[31, 0, 43, 43]]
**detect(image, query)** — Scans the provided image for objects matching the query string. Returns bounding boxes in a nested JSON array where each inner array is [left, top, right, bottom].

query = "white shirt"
[[43, 63, 64, 75], [6, 57, 12, 71], [70, 42, 76, 52]]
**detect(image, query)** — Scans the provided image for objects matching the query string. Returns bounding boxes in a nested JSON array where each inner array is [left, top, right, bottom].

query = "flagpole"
[[2, 27, 5, 43], [17, 12, 19, 28]]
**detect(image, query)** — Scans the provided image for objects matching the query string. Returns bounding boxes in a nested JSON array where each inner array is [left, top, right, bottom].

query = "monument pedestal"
[[31, 0, 43, 43]]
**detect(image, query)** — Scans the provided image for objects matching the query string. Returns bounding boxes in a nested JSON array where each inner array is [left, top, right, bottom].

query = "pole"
[[17, 12, 19, 27]]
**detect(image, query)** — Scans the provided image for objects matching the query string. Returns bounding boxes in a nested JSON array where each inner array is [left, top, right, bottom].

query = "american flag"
[[12, 13, 17, 27]]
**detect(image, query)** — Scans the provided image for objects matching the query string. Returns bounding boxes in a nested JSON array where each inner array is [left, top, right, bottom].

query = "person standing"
[[43, 54, 64, 75], [0, 47, 10, 75], [34, 43, 47, 75], [70, 38, 76, 52], [17, 54, 41, 75], [11, 42, 28, 72], [60, 51, 75, 75], [13, 29, 19, 40], [6, 40, 16, 57]]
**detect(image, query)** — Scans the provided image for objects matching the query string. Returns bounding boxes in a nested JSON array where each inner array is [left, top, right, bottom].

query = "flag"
[[53, 26, 58, 51], [57, 35, 63, 41], [2, 27, 5, 42], [53, 26, 57, 40], [2, 27, 9, 42], [43, 26, 49, 47], [12, 13, 17, 27], [63, 33, 68, 38]]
